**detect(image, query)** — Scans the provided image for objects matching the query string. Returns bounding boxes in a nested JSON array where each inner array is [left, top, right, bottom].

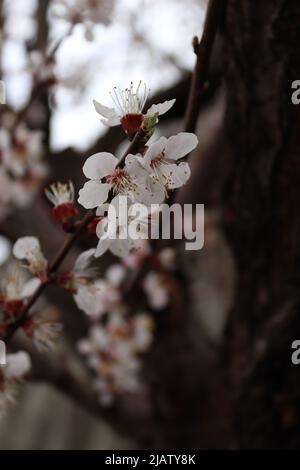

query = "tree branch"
[[184, 0, 223, 132]]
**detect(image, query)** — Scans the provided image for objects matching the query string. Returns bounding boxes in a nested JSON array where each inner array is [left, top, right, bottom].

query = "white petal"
[[93, 99, 116, 119], [74, 285, 99, 316], [146, 99, 176, 117], [78, 181, 111, 208], [135, 179, 165, 204], [149, 179, 165, 203], [83, 152, 118, 179], [6, 351, 31, 378], [96, 203, 109, 217], [143, 137, 167, 168], [74, 248, 96, 272], [21, 278, 41, 298], [95, 236, 111, 257], [110, 238, 132, 257], [164, 132, 198, 161], [77, 339, 93, 355], [105, 264, 126, 286], [13, 236, 40, 260], [165, 162, 191, 189], [101, 116, 121, 127], [125, 154, 149, 177]]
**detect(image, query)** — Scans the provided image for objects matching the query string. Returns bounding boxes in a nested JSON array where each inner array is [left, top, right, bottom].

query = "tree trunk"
[[223, 0, 300, 449]]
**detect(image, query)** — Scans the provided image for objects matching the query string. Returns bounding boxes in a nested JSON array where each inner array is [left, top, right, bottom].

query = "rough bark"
[[223, 0, 300, 449]]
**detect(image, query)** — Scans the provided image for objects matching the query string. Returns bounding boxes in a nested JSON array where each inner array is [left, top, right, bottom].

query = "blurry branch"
[[11, 335, 155, 445], [184, 0, 223, 132], [34, 0, 50, 51]]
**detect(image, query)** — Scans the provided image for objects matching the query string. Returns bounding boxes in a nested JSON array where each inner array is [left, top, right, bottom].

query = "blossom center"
[[150, 151, 165, 168], [121, 113, 144, 138], [106, 168, 133, 195]]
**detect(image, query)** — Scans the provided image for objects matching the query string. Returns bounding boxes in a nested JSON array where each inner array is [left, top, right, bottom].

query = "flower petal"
[[78, 181, 111, 208], [101, 116, 121, 127], [74, 248, 96, 272], [165, 162, 191, 189], [164, 132, 198, 161], [93, 99, 116, 118], [95, 236, 111, 258], [143, 137, 167, 169], [125, 154, 150, 180], [83, 152, 118, 179], [21, 277, 41, 298], [146, 99, 176, 117], [6, 351, 31, 378], [110, 238, 132, 257], [13, 236, 40, 260]]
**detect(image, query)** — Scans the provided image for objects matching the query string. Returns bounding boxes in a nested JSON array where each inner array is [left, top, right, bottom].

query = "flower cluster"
[[13, 237, 48, 282], [3, 81, 197, 410], [57, 243, 175, 404], [79, 83, 198, 259], [0, 267, 40, 320], [78, 313, 153, 406], [0, 238, 61, 354]]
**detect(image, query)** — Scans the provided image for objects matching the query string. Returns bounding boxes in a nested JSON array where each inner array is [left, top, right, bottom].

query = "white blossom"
[[77, 312, 153, 405], [94, 196, 159, 258], [0, 268, 40, 316], [78, 152, 155, 209], [45, 181, 75, 208], [74, 278, 122, 319], [93, 81, 175, 136], [13, 237, 48, 281], [45, 181, 79, 225], [130, 132, 198, 201], [158, 248, 176, 271], [23, 319, 63, 353], [6, 352, 31, 379], [143, 271, 170, 310]]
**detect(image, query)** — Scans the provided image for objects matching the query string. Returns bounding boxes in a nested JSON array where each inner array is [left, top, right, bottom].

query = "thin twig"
[[184, 0, 222, 133]]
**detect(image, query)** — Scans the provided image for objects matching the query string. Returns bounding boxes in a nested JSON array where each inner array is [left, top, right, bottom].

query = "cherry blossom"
[[45, 181, 79, 227], [77, 313, 153, 405], [23, 318, 63, 352], [13, 237, 48, 282], [78, 152, 154, 209], [93, 81, 175, 138], [157, 248, 176, 271], [94, 196, 159, 258], [123, 240, 152, 269], [0, 268, 40, 316], [75, 278, 123, 319], [69, 252, 125, 318], [130, 132, 198, 201], [143, 271, 170, 310]]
